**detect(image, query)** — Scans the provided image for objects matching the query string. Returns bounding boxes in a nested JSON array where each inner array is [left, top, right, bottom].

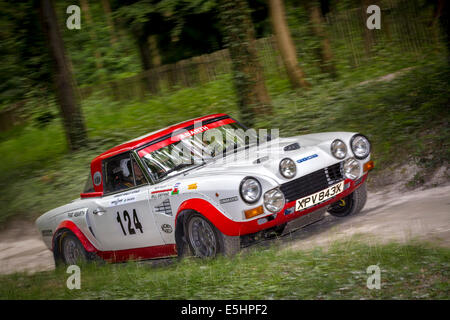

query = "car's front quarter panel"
[[35, 199, 103, 252]]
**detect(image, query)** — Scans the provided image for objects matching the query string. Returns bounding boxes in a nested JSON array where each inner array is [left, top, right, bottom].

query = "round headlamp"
[[279, 158, 296, 179], [351, 134, 371, 159], [343, 157, 361, 180], [264, 188, 285, 213], [240, 177, 262, 204], [331, 139, 347, 159]]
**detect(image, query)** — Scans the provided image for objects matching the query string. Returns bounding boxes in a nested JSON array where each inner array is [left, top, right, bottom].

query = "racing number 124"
[[116, 209, 143, 235]]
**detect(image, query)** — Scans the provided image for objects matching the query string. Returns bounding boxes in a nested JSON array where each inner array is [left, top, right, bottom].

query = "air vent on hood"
[[284, 143, 300, 151], [253, 156, 269, 164]]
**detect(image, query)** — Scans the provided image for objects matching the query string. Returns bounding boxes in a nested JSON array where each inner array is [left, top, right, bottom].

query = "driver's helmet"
[[120, 158, 131, 178]]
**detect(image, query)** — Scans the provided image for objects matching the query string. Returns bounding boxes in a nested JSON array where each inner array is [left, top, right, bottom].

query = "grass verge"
[[0, 240, 448, 299]]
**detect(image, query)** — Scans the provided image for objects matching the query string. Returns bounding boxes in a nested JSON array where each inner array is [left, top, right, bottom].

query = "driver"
[[113, 159, 134, 191], [132, 160, 147, 186]]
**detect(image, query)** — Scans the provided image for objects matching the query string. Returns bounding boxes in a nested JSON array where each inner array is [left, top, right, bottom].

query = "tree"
[[305, 1, 337, 78], [269, 0, 310, 88], [80, 0, 104, 71], [219, 0, 272, 126], [101, 0, 118, 45], [40, 0, 87, 151], [360, 0, 375, 56]]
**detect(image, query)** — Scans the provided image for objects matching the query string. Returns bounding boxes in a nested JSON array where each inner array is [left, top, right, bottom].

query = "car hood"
[[178, 132, 355, 185]]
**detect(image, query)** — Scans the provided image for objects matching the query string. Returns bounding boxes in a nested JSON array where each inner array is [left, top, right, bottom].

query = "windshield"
[[138, 120, 258, 183]]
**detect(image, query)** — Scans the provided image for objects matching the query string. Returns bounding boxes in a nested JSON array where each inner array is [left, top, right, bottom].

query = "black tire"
[[60, 233, 90, 265], [328, 182, 367, 217], [185, 213, 240, 258]]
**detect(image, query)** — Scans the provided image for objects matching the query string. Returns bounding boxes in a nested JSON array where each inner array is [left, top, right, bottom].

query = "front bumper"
[[224, 173, 368, 236]]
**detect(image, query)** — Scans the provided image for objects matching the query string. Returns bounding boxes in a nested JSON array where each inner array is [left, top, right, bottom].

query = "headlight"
[[331, 139, 347, 159], [351, 134, 371, 159], [343, 157, 361, 180], [264, 188, 285, 213], [279, 158, 296, 179], [240, 177, 262, 204]]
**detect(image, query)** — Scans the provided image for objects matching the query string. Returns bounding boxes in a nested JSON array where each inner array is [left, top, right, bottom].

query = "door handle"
[[92, 208, 106, 216]]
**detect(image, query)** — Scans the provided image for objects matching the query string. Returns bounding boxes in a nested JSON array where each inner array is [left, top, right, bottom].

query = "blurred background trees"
[[219, 0, 272, 126], [0, 0, 448, 224], [0, 0, 448, 145]]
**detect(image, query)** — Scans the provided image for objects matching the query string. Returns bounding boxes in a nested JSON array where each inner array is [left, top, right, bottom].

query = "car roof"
[[92, 113, 229, 165]]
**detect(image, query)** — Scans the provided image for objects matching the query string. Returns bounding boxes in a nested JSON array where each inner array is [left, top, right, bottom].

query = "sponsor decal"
[[161, 224, 173, 233], [171, 182, 181, 195], [151, 187, 172, 199], [113, 189, 140, 198], [110, 197, 136, 206], [177, 126, 209, 140], [151, 188, 173, 194], [296, 153, 318, 163], [67, 209, 87, 218], [93, 171, 102, 186], [187, 183, 198, 190], [154, 199, 173, 216], [284, 206, 295, 216], [219, 196, 238, 204]]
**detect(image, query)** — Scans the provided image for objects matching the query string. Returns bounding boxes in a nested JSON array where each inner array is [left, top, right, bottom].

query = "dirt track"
[[0, 183, 449, 275]]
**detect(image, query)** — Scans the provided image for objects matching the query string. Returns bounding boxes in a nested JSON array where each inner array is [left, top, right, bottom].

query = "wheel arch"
[[175, 198, 238, 237], [52, 220, 97, 257]]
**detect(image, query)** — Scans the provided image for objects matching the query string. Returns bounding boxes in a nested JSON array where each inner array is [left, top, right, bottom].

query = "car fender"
[[176, 198, 244, 236], [53, 220, 97, 253]]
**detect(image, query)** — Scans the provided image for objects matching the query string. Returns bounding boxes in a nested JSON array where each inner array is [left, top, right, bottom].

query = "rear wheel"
[[185, 213, 240, 258], [328, 182, 367, 217]]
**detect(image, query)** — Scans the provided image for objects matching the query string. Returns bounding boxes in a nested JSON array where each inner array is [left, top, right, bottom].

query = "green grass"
[[0, 241, 448, 299], [0, 53, 448, 226]]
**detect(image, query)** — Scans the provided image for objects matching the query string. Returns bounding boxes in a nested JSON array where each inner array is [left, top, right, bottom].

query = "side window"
[[83, 172, 94, 193], [103, 153, 135, 194], [130, 157, 147, 186], [103, 153, 148, 194]]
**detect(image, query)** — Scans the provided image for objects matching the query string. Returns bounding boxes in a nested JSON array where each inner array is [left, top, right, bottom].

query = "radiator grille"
[[280, 162, 344, 203]]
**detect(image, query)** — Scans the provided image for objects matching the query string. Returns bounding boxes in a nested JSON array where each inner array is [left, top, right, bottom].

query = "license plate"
[[295, 181, 344, 212]]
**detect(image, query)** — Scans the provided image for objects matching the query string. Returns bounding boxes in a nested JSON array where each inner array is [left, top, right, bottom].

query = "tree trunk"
[[305, 1, 337, 78], [101, 0, 118, 45], [80, 0, 103, 70], [135, 31, 157, 94], [269, 0, 310, 88], [360, 0, 374, 57], [219, 0, 272, 126], [148, 35, 161, 67], [40, 0, 87, 151], [137, 33, 152, 71]]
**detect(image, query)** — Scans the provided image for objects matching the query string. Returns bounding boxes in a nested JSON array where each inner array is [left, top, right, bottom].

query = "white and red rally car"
[[36, 113, 374, 265]]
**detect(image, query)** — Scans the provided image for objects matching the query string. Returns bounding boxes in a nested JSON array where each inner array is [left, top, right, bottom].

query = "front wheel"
[[328, 182, 367, 217], [185, 213, 240, 258], [60, 233, 89, 265]]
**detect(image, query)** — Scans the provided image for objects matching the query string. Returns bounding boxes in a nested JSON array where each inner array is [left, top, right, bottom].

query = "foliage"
[[0, 57, 448, 225], [0, 0, 448, 225]]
